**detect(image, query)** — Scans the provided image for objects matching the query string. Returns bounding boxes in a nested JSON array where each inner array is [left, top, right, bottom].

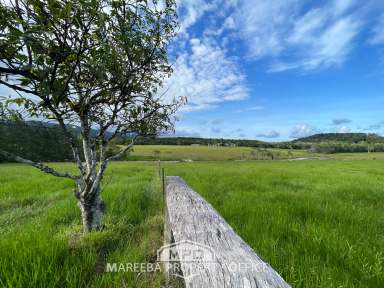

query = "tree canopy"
[[0, 0, 182, 232]]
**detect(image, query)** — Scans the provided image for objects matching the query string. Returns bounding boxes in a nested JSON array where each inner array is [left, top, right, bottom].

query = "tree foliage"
[[0, 0, 182, 232]]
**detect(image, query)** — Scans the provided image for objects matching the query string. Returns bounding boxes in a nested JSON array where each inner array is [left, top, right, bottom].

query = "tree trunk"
[[78, 186, 106, 232]]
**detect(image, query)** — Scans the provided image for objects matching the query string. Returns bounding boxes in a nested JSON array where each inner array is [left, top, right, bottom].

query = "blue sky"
[[160, 0, 384, 141], [1, 0, 384, 141]]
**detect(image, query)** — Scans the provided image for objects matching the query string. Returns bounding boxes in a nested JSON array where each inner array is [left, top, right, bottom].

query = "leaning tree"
[[0, 0, 183, 232]]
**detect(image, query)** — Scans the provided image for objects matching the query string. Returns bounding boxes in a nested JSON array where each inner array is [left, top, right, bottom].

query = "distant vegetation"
[[125, 145, 309, 161], [121, 132, 384, 154], [1, 120, 384, 163], [288, 133, 384, 154], [293, 133, 384, 143], [132, 136, 271, 147], [0, 120, 73, 162]]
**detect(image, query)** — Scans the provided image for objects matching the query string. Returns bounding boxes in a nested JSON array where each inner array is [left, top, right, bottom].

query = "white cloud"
[[290, 123, 319, 138], [231, 0, 361, 72], [332, 118, 352, 125], [256, 130, 280, 139], [234, 0, 299, 59], [369, 14, 384, 45], [157, 1, 251, 113], [163, 129, 201, 138], [337, 126, 351, 133], [161, 0, 375, 116], [332, 0, 357, 15], [234, 106, 264, 113], [161, 37, 249, 111], [176, 0, 215, 33]]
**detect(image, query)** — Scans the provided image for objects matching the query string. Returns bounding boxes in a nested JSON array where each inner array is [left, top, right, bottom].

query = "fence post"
[[162, 168, 166, 219], [162, 168, 165, 198]]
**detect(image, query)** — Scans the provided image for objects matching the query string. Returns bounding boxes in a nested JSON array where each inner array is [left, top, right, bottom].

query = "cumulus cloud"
[[336, 126, 351, 133], [176, 0, 216, 33], [290, 123, 319, 138], [163, 129, 201, 138], [160, 0, 381, 119], [161, 37, 249, 112], [256, 130, 280, 139], [155, 1, 251, 113], [232, 0, 361, 72], [332, 118, 352, 125]]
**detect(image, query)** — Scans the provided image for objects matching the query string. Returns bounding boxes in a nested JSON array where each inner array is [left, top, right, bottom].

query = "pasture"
[[1, 156, 383, 287], [165, 160, 384, 287], [125, 144, 384, 161], [0, 163, 166, 288], [125, 144, 311, 161]]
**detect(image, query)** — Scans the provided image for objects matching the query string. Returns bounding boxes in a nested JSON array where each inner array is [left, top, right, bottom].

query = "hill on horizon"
[[293, 133, 384, 144]]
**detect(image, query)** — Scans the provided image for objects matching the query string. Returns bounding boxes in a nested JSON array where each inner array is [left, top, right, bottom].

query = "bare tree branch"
[[107, 134, 139, 161], [0, 149, 78, 180], [0, 79, 38, 95]]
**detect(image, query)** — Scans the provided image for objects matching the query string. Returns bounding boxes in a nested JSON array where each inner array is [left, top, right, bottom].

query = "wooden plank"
[[163, 176, 291, 288]]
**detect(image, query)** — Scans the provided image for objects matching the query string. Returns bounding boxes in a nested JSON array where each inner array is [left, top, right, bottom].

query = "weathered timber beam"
[[163, 176, 291, 288]]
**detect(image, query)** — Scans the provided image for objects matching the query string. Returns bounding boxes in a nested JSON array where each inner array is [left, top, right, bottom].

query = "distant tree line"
[[0, 120, 73, 162], [113, 135, 274, 148], [308, 142, 384, 154], [292, 133, 384, 144], [0, 120, 124, 163], [2, 121, 384, 162], [268, 133, 384, 153]]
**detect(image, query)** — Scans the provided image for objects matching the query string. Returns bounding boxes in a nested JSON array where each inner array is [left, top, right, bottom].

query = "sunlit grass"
[[164, 160, 384, 288], [1, 159, 383, 287], [126, 144, 310, 161], [0, 163, 166, 288]]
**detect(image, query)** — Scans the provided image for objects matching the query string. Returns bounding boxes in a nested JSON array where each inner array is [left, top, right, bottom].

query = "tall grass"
[[0, 163, 166, 288], [1, 159, 383, 287], [165, 160, 384, 288]]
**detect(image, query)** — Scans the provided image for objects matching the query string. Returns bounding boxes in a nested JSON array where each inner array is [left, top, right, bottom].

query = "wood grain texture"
[[164, 176, 291, 288]]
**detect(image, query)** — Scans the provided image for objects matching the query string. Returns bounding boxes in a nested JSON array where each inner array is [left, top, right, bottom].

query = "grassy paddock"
[[0, 162, 168, 288], [125, 145, 310, 161], [125, 144, 384, 161], [1, 159, 383, 287], [164, 160, 384, 288], [329, 152, 384, 160]]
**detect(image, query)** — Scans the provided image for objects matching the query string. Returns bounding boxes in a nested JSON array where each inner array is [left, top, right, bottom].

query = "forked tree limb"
[[106, 134, 139, 161], [0, 149, 78, 180]]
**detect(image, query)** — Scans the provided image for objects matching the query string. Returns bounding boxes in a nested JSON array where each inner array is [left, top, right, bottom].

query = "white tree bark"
[[78, 187, 105, 232]]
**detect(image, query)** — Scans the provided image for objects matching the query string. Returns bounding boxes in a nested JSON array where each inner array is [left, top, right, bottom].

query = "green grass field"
[[126, 145, 311, 161], [125, 144, 384, 162], [1, 157, 383, 287], [165, 160, 384, 287], [329, 152, 384, 160], [0, 163, 168, 288]]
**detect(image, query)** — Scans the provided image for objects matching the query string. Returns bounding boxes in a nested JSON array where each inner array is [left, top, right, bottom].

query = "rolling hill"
[[293, 133, 384, 143]]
